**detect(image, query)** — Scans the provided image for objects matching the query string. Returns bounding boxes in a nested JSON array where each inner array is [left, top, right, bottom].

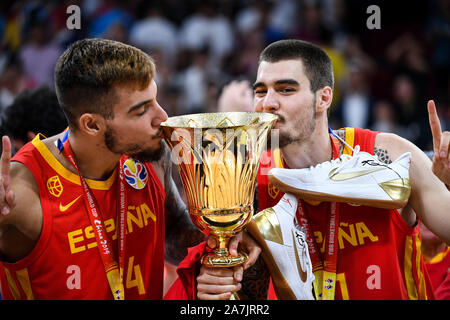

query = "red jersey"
[[0, 135, 165, 300], [257, 127, 434, 300], [424, 247, 450, 299]]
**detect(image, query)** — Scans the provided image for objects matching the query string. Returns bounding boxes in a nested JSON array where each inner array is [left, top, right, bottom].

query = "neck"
[[281, 122, 332, 169], [66, 131, 121, 181]]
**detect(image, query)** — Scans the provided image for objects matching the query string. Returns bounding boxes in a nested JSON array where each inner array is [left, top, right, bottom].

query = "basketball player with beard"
[[0, 39, 260, 299], [174, 39, 450, 301]]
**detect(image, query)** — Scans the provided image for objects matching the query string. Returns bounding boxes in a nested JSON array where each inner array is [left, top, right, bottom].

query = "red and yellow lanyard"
[[59, 131, 127, 300], [295, 135, 341, 300]]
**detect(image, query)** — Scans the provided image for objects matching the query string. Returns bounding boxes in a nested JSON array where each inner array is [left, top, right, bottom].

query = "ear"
[[316, 86, 333, 114], [78, 113, 104, 136]]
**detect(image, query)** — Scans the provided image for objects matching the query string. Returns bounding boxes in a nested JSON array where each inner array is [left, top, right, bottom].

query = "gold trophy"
[[162, 112, 277, 267]]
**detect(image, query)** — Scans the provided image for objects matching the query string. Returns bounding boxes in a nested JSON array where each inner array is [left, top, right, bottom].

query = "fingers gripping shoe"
[[247, 193, 315, 300], [268, 145, 411, 209]]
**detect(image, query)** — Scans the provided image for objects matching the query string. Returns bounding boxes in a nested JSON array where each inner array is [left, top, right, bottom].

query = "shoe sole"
[[246, 219, 298, 300], [268, 174, 409, 209]]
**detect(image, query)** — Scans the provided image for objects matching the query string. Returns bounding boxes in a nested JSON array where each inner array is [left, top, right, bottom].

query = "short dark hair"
[[2, 86, 67, 142], [54, 38, 155, 130], [259, 39, 334, 92]]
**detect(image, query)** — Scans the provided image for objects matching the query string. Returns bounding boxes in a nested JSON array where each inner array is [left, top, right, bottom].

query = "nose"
[[261, 89, 280, 113], [151, 102, 168, 127]]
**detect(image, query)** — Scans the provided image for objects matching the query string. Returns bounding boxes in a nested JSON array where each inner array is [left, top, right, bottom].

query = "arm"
[[236, 254, 270, 300], [0, 136, 16, 216], [0, 136, 42, 261], [375, 131, 450, 244], [153, 142, 205, 265]]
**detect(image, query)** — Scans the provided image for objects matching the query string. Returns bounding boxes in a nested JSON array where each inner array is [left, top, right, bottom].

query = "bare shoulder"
[[374, 132, 434, 186], [375, 131, 448, 201], [374, 132, 423, 163]]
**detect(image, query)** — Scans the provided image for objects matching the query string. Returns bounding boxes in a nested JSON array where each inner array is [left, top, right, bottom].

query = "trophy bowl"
[[161, 112, 277, 267]]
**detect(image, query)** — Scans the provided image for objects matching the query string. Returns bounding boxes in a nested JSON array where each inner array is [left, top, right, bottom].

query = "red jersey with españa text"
[[0, 135, 165, 300], [257, 127, 434, 300]]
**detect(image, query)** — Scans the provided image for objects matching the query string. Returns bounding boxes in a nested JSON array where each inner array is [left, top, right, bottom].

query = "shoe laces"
[[307, 145, 361, 174]]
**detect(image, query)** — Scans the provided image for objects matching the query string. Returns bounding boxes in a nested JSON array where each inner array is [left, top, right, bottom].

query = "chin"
[[131, 142, 165, 162]]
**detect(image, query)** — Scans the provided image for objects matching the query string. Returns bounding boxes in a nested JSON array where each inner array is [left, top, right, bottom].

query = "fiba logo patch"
[[324, 278, 334, 290], [123, 159, 148, 189]]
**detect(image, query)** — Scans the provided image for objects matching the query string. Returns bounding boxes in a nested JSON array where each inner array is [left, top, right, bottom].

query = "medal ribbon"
[[59, 131, 127, 300], [295, 135, 340, 300]]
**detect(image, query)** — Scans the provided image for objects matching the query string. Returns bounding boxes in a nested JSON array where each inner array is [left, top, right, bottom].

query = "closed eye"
[[136, 104, 150, 116], [127, 99, 153, 115]]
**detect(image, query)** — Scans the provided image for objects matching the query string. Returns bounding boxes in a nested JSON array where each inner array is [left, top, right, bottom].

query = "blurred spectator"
[[81, 0, 104, 18], [217, 80, 253, 113], [371, 100, 399, 134], [322, 44, 349, 119], [293, 1, 333, 45], [235, 0, 293, 44], [226, 27, 265, 81], [129, 1, 178, 66], [174, 47, 210, 114], [88, 0, 134, 39], [102, 21, 129, 43], [178, 0, 234, 68], [1, 86, 67, 155], [0, 55, 37, 118], [18, 20, 62, 87], [338, 64, 373, 129], [1, 1, 22, 52], [420, 220, 450, 300], [393, 75, 420, 124], [341, 35, 376, 76], [320, 0, 348, 37], [427, 0, 450, 101], [386, 32, 430, 75], [391, 74, 431, 149]]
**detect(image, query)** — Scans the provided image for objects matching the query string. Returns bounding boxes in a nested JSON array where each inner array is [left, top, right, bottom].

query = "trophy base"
[[201, 251, 249, 268]]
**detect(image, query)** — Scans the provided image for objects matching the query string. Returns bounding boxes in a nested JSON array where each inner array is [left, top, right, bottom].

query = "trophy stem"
[[217, 235, 228, 253], [201, 234, 248, 267]]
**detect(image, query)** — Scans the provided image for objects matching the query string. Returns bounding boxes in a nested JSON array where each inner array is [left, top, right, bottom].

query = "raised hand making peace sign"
[[0, 136, 16, 216], [428, 100, 450, 186]]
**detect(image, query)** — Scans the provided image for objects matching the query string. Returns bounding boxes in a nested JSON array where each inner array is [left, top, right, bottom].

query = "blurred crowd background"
[[0, 0, 449, 153]]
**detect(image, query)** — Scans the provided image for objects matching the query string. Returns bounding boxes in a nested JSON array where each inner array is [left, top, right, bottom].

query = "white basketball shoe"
[[247, 193, 315, 300], [268, 145, 411, 209]]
